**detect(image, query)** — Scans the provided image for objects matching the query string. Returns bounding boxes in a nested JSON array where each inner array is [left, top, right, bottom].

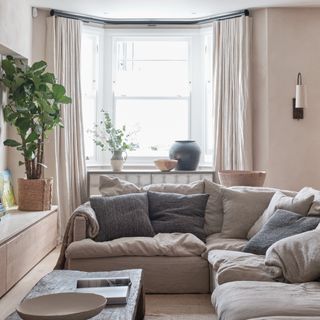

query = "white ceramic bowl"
[[154, 159, 178, 172], [17, 292, 107, 320]]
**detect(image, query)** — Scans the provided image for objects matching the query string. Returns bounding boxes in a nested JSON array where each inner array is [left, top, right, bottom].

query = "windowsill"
[[86, 163, 213, 172]]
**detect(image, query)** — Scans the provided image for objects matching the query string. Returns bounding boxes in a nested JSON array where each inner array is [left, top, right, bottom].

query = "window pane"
[[115, 39, 190, 97], [117, 40, 188, 61], [81, 32, 99, 160], [115, 60, 189, 96], [115, 98, 189, 157]]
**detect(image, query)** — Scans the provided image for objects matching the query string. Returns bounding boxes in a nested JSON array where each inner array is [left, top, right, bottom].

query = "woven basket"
[[18, 178, 53, 211], [218, 170, 266, 187]]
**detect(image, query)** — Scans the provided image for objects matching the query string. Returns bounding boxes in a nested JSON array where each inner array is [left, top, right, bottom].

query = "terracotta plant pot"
[[218, 170, 266, 187], [18, 178, 53, 211]]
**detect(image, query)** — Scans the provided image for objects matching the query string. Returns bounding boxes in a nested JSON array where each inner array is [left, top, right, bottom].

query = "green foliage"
[[89, 110, 139, 153], [1, 56, 72, 179]]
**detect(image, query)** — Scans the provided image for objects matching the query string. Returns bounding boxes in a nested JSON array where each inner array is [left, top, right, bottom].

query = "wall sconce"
[[292, 72, 307, 120]]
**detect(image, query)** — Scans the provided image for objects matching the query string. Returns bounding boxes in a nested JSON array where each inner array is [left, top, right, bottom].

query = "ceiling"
[[29, 0, 320, 20]]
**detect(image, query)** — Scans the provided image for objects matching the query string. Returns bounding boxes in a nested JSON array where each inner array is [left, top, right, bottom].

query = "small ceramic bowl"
[[154, 159, 178, 172]]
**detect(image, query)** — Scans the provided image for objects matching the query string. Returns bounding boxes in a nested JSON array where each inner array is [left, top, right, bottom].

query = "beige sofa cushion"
[[142, 180, 204, 194], [248, 188, 315, 238], [208, 250, 281, 286], [265, 230, 320, 283], [307, 187, 320, 215], [203, 179, 225, 235], [99, 175, 140, 196], [99, 175, 204, 195], [213, 281, 320, 320], [203, 233, 248, 258], [221, 189, 274, 238], [67, 255, 210, 294], [66, 233, 206, 259]]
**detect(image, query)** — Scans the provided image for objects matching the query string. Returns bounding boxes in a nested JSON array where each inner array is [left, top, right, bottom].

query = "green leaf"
[[4, 139, 21, 147], [52, 84, 66, 99], [15, 117, 31, 134], [2, 59, 15, 78], [58, 95, 72, 104], [41, 72, 56, 84], [25, 131, 39, 143], [18, 161, 25, 166], [30, 61, 47, 74]]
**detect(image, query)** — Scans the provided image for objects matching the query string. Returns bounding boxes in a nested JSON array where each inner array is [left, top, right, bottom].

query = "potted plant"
[[89, 110, 139, 171], [0, 56, 71, 211]]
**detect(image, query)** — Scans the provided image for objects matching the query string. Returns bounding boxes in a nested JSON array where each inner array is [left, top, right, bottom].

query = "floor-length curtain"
[[46, 16, 87, 237], [212, 16, 252, 172]]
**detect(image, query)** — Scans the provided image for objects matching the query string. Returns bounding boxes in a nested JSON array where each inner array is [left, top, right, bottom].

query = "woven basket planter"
[[218, 170, 266, 187], [18, 178, 53, 211]]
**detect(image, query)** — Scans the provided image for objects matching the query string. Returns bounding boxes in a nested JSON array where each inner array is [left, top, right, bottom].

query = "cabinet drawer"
[[6, 211, 57, 290], [0, 244, 7, 297]]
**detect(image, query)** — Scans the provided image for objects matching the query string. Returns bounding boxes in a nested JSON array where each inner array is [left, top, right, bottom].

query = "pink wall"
[[253, 8, 320, 190]]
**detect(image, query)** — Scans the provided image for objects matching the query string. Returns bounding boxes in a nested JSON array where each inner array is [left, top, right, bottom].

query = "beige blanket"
[[265, 230, 320, 283], [208, 250, 281, 285], [213, 281, 320, 320], [66, 233, 206, 259], [55, 202, 99, 269]]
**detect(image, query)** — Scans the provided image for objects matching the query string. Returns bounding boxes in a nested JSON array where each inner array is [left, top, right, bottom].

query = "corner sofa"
[[61, 175, 320, 319]]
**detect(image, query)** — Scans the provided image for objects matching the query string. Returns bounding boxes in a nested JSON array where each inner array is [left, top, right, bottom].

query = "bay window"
[[81, 27, 213, 167]]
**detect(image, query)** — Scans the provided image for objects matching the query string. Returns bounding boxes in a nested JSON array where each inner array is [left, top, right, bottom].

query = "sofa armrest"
[[73, 216, 87, 241]]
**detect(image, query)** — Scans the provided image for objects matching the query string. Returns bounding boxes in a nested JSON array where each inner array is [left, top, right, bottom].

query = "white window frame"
[[82, 26, 213, 169]]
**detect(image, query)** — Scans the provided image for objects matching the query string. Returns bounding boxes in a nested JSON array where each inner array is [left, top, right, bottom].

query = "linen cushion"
[[265, 229, 320, 283], [248, 188, 314, 238], [142, 180, 204, 194], [90, 193, 155, 241], [220, 188, 274, 239], [203, 179, 225, 235], [147, 191, 209, 242], [243, 209, 320, 255], [99, 175, 141, 196], [208, 250, 281, 285], [213, 281, 320, 320], [66, 232, 206, 258], [306, 187, 320, 215]]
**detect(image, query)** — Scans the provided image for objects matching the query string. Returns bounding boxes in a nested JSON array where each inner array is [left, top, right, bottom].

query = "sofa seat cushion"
[[203, 233, 248, 258], [212, 281, 320, 320], [66, 233, 206, 259], [67, 255, 209, 294], [207, 250, 280, 286]]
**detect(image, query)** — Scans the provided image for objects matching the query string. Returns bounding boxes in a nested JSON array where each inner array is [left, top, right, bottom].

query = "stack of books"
[[0, 201, 6, 219], [76, 277, 131, 305]]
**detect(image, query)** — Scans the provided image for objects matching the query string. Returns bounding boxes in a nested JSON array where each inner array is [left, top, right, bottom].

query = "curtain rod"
[[49, 9, 249, 26]]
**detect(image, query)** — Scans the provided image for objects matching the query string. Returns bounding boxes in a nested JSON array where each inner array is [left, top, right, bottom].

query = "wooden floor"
[[0, 247, 216, 319]]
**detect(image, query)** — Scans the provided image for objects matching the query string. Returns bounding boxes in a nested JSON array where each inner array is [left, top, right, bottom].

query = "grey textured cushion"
[[243, 209, 320, 255], [147, 191, 209, 242], [90, 193, 155, 241], [248, 188, 314, 238]]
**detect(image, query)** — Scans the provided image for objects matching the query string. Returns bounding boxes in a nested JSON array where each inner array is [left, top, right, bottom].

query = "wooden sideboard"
[[87, 170, 215, 196], [0, 206, 58, 297]]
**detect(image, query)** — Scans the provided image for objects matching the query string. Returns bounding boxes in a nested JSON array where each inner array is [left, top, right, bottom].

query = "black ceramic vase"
[[169, 140, 201, 171]]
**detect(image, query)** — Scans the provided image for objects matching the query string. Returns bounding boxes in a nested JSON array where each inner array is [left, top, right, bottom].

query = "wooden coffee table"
[[7, 269, 144, 320]]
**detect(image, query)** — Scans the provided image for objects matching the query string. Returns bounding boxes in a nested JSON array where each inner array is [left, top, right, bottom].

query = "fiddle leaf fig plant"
[[0, 56, 71, 179]]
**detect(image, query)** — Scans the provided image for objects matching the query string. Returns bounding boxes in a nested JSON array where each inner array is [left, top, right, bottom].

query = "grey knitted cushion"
[[90, 193, 155, 241], [147, 191, 209, 242], [243, 209, 320, 255]]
